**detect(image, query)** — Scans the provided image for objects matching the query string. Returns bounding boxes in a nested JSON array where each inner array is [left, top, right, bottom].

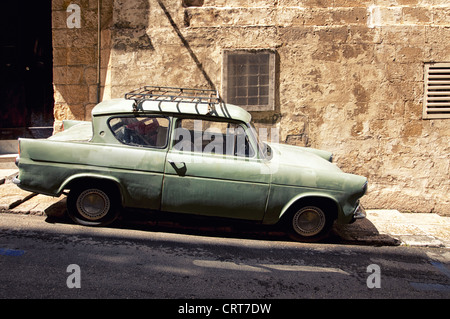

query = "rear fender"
[[58, 174, 124, 202]]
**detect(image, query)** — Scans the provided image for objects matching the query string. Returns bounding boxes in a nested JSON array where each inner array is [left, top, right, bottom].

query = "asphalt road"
[[1, 213, 449, 302]]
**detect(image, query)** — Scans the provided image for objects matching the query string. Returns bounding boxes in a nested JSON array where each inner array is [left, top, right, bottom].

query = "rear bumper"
[[13, 156, 20, 185], [12, 175, 21, 186]]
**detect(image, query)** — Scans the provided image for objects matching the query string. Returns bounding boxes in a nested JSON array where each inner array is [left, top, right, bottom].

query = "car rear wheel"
[[287, 206, 334, 242], [67, 184, 120, 226]]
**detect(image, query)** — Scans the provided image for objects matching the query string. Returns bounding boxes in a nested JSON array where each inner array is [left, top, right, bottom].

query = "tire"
[[286, 205, 334, 242], [67, 184, 120, 226]]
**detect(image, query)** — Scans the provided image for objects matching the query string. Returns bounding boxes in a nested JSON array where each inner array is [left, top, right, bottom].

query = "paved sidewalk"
[[335, 210, 450, 248], [1, 168, 449, 248]]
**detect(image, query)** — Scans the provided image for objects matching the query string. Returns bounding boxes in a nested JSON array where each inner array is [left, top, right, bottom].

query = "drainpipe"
[[96, 0, 102, 104]]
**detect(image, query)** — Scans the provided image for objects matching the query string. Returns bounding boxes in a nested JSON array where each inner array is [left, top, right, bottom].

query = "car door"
[[161, 117, 270, 221], [107, 115, 170, 210]]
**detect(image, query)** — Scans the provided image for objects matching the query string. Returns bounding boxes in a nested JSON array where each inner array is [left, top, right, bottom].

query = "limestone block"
[[402, 7, 432, 25], [52, 47, 68, 66], [330, 7, 368, 25], [54, 85, 89, 104], [67, 47, 96, 65], [53, 102, 85, 121], [53, 66, 85, 85], [52, 9, 68, 29], [433, 6, 450, 25]]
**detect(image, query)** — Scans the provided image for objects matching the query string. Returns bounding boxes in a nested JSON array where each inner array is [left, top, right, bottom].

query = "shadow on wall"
[[156, 0, 216, 90], [52, 0, 114, 128], [54, 0, 216, 127]]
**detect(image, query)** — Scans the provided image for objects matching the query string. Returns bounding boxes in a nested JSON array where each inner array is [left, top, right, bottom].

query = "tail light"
[[15, 141, 20, 167]]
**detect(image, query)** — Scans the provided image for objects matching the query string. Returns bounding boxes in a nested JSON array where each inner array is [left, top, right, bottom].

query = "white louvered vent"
[[423, 63, 450, 119]]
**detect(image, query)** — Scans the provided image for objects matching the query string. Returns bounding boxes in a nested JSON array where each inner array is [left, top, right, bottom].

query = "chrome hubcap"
[[76, 189, 110, 221], [292, 206, 326, 237]]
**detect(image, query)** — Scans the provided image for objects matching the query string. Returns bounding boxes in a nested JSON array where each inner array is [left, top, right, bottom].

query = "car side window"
[[173, 118, 255, 157], [109, 116, 170, 148]]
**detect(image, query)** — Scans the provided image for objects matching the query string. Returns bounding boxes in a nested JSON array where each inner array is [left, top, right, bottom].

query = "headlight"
[[362, 180, 368, 195]]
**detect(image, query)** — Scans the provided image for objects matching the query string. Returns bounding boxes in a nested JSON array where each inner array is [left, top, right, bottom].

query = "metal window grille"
[[223, 50, 275, 111], [423, 63, 450, 119]]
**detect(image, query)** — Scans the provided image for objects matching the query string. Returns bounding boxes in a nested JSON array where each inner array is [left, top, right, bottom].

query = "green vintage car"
[[14, 86, 367, 241]]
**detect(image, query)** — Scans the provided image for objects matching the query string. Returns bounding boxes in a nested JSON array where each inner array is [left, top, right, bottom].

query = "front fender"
[[264, 192, 342, 224], [279, 193, 341, 218]]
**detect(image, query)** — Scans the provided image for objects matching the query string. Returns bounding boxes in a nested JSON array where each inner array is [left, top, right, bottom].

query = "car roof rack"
[[124, 86, 221, 112]]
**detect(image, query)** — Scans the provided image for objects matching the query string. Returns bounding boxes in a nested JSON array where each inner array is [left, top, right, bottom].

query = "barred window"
[[222, 50, 276, 111]]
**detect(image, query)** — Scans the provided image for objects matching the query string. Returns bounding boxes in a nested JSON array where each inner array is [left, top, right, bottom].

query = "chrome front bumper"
[[351, 203, 366, 223]]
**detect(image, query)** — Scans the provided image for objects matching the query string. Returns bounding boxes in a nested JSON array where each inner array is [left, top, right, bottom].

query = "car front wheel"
[[67, 185, 120, 226], [287, 206, 334, 242]]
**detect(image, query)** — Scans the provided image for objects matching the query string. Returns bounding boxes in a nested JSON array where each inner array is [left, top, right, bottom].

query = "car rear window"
[[108, 116, 170, 148]]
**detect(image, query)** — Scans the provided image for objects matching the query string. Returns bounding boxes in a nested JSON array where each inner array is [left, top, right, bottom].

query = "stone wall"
[[52, 0, 450, 214], [52, 0, 113, 129]]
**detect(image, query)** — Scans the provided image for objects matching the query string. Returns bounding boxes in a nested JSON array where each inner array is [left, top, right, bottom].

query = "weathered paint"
[[16, 99, 367, 225]]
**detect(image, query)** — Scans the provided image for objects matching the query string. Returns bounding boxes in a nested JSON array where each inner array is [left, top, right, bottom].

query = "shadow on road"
[[43, 198, 401, 247]]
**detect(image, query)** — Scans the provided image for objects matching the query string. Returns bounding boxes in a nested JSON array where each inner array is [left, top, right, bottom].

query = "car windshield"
[[248, 122, 272, 160]]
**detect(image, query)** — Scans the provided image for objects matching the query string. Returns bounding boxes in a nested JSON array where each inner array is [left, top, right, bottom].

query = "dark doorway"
[[0, 0, 54, 141]]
